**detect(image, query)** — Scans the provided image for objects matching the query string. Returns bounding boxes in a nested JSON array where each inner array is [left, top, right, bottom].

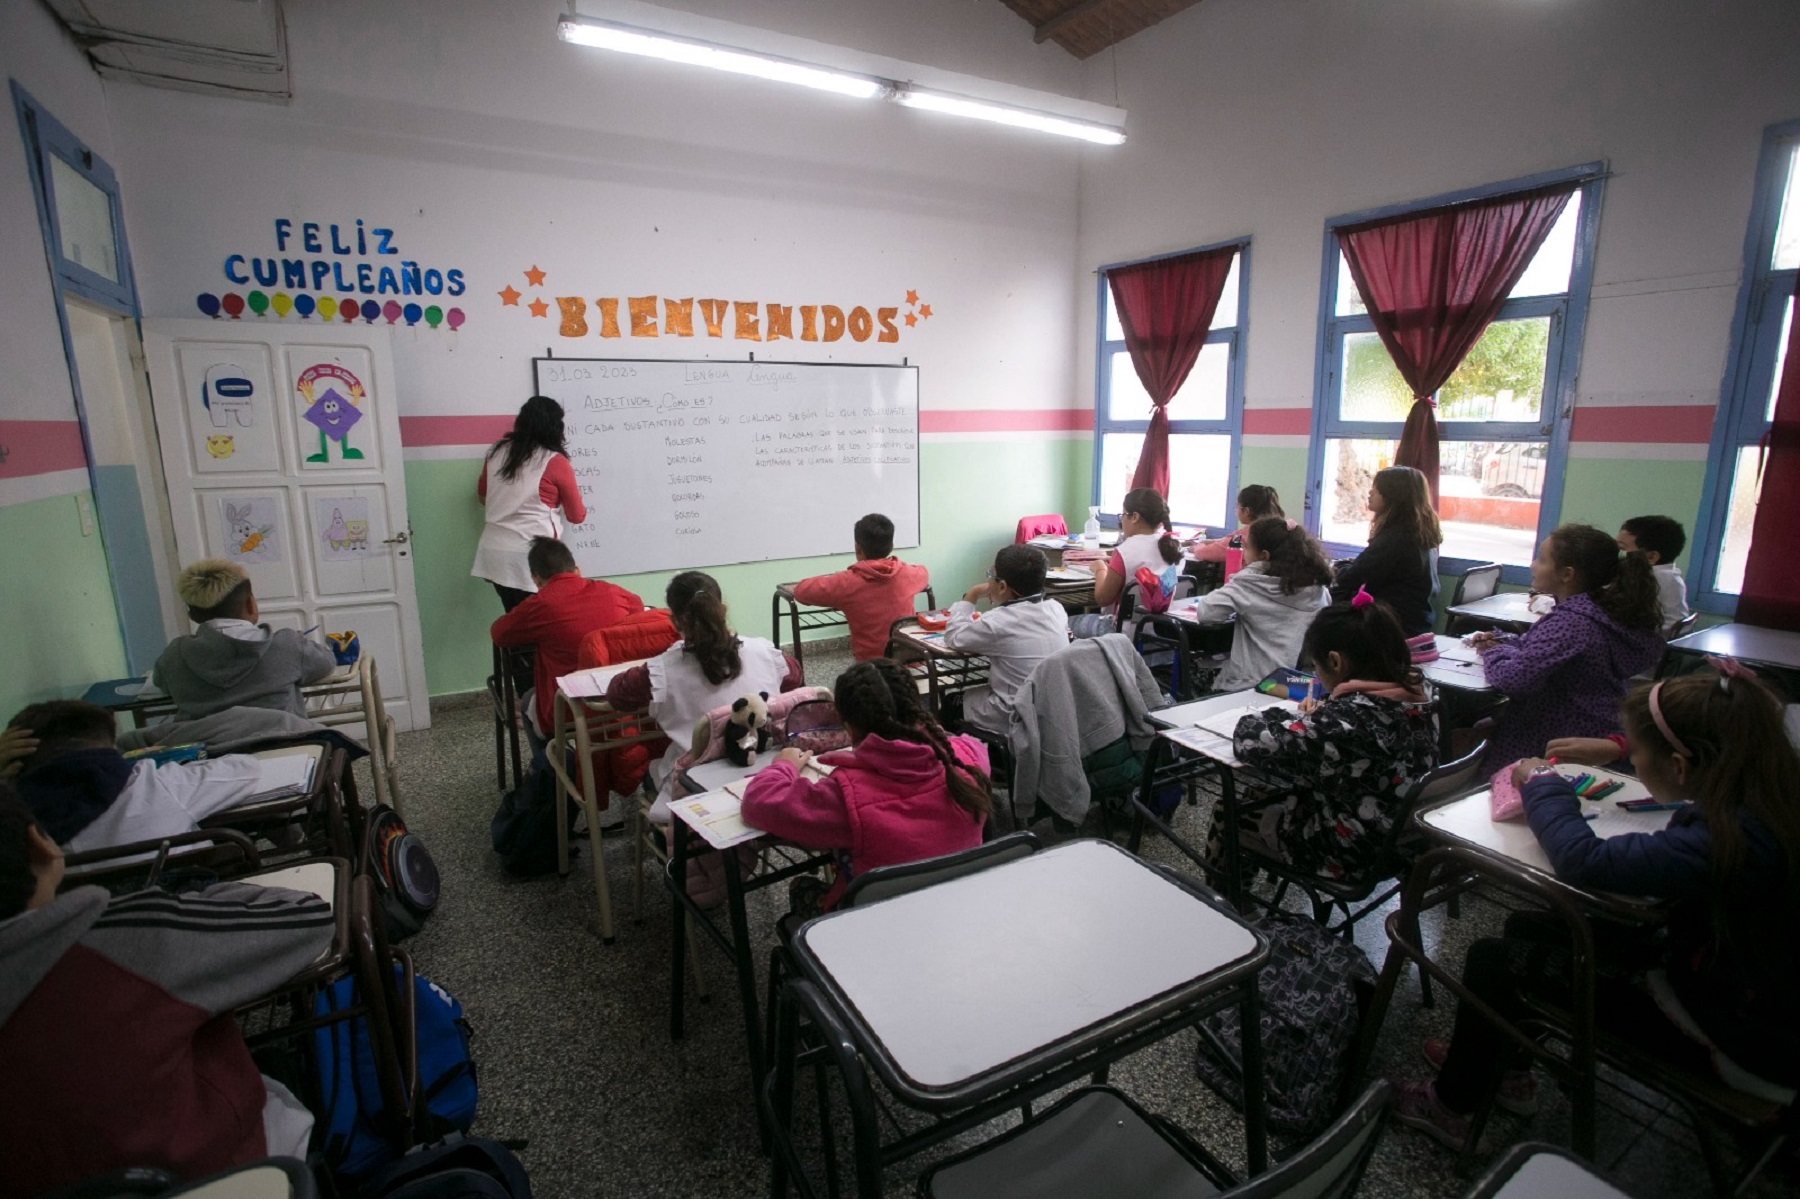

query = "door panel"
[[144, 319, 430, 731]]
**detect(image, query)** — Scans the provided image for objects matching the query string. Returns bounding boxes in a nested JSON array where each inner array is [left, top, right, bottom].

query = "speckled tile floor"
[[382, 640, 1796, 1198]]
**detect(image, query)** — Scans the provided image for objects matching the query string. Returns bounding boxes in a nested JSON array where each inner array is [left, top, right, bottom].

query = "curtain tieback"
[[1413, 393, 1437, 408]]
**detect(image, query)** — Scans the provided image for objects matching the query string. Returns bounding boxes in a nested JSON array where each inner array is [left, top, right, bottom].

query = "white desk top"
[[1668, 621, 1800, 670], [241, 860, 338, 905], [1420, 766, 1672, 881], [1489, 1151, 1632, 1198], [1448, 591, 1542, 625], [799, 839, 1258, 1090], [1151, 690, 1296, 768], [556, 657, 652, 700], [1423, 636, 1492, 693], [685, 756, 761, 793]]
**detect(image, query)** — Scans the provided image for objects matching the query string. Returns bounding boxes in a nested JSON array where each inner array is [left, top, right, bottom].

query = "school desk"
[[887, 620, 989, 714], [664, 784, 836, 1137], [1445, 590, 1543, 634], [1422, 635, 1502, 758], [1462, 1143, 1636, 1199], [1665, 621, 1800, 687], [487, 642, 530, 794], [768, 839, 1271, 1195], [84, 659, 364, 728], [204, 740, 353, 861], [771, 582, 941, 675]]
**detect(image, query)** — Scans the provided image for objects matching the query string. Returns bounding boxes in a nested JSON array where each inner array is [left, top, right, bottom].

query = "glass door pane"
[[1713, 445, 1765, 596], [49, 155, 119, 283]]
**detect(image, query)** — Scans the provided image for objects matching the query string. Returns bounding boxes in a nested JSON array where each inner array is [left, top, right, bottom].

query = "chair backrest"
[[1453, 563, 1503, 606], [676, 685, 833, 773], [840, 830, 1040, 908], [1221, 1080, 1392, 1199], [1667, 611, 1699, 642], [1014, 514, 1068, 543], [577, 608, 679, 669], [1406, 740, 1490, 806]]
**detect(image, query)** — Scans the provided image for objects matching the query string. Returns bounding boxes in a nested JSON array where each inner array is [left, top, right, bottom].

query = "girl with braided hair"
[[741, 659, 990, 910]]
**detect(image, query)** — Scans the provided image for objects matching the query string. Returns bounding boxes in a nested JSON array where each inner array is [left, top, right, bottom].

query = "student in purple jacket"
[[1471, 525, 1664, 770], [1394, 666, 1800, 1147]]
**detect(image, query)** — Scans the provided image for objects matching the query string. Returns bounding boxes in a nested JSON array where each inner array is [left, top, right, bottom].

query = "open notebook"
[[243, 749, 318, 803]]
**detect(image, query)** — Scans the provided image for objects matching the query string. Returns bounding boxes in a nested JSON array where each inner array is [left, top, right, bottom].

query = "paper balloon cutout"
[[221, 293, 246, 319], [247, 291, 269, 316], [402, 302, 422, 326], [446, 307, 465, 331], [361, 299, 382, 322], [294, 293, 316, 318], [382, 300, 402, 324], [424, 305, 443, 329], [196, 293, 222, 318], [340, 296, 360, 323], [317, 296, 338, 321], [271, 293, 293, 317]]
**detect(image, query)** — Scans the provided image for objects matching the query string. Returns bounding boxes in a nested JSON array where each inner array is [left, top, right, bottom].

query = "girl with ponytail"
[[1396, 665, 1800, 1146], [1190, 483, 1286, 563], [1075, 487, 1184, 637], [1190, 518, 1332, 693], [1329, 465, 1441, 640], [606, 571, 799, 814], [741, 659, 990, 911], [1471, 524, 1664, 770]]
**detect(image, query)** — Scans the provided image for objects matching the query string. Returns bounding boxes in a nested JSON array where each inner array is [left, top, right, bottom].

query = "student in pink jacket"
[[792, 514, 930, 661], [741, 659, 990, 910]]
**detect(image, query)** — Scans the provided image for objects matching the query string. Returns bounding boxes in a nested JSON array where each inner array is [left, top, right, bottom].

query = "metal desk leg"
[[721, 848, 770, 1144], [669, 819, 689, 1041], [1239, 972, 1269, 1175], [1217, 765, 1245, 908]]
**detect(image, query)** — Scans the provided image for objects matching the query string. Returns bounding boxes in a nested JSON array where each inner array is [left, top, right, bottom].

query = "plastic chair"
[[163, 1158, 317, 1197], [1667, 611, 1699, 642], [1445, 564, 1503, 634], [1015, 514, 1068, 544], [917, 1080, 1392, 1199]]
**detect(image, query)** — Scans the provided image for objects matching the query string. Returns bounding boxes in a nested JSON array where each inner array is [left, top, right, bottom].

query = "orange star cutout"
[[499, 285, 521, 306], [524, 265, 547, 287], [904, 311, 918, 328], [528, 297, 549, 318], [918, 303, 933, 320], [905, 289, 919, 306]]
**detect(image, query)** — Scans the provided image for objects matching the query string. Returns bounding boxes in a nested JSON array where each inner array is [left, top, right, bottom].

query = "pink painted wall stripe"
[[400, 408, 1093, 447], [1242, 408, 1312, 436], [1570, 405, 1715, 443], [0, 421, 88, 479], [399, 415, 515, 448]]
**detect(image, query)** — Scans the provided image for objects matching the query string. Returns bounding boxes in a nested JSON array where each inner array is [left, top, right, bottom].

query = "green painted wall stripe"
[[0, 491, 128, 720]]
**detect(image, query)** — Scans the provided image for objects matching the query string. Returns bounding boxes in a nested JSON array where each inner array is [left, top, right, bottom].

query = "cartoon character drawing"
[[322, 508, 372, 553], [205, 434, 236, 459], [225, 502, 273, 558], [298, 363, 367, 463], [203, 363, 255, 428], [344, 519, 369, 550]]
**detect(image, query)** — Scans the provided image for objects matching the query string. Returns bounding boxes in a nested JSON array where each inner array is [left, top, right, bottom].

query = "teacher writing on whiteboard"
[[471, 395, 588, 610]]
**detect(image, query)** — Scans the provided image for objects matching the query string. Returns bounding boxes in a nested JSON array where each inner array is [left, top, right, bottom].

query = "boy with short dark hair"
[[941, 544, 1071, 734], [0, 783, 331, 1194], [2, 700, 265, 853], [490, 536, 645, 734], [792, 513, 930, 661], [155, 559, 337, 720], [1617, 515, 1690, 634]]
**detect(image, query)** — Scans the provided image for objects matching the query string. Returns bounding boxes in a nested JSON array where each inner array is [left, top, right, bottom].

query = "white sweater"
[[1192, 562, 1330, 693]]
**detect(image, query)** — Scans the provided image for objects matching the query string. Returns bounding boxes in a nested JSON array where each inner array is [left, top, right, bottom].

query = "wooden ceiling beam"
[[1033, 0, 1112, 44]]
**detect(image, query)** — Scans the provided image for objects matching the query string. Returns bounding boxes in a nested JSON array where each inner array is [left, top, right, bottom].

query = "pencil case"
[[915, 610, 949, 632], [1489, 763, 1525, 822]]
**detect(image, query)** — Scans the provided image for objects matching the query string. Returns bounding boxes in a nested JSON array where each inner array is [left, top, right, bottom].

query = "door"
[[142, 319, 431, 731]]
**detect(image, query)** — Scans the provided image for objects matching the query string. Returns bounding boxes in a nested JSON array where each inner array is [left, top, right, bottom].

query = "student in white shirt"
[[1617, 515, 1691, 635], [942, 545, 1071, 735], [1072, 487, 1185, 638], [1, 701, 266, 853]]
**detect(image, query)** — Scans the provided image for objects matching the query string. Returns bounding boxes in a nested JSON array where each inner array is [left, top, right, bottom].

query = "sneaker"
[[1392, 1078, 1471, 1150], [1422, 1038, 1539, 1116]]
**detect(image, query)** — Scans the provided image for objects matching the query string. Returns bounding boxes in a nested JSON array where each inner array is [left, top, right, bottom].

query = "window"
[[1093, 243, 1247, 529], [12, 83, 136, 311], [1693, 120, 1800, 608], [1307, 168, 1603, 575]]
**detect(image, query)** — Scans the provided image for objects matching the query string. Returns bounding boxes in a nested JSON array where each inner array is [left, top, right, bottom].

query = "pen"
[[1582, 813, 1598, 821], [1616, 800, 1688, 812]]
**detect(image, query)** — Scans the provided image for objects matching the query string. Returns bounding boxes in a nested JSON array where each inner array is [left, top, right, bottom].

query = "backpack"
[[365, 804, 440, 941], [488, 761, 569, 878], [1193, 910, 1375, 1136], [358, 1133, 532, 1198], [315, 967, 479, 1179]]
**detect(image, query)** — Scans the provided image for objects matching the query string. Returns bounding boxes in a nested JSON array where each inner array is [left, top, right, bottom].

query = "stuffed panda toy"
[[724, 691, 773, 767]]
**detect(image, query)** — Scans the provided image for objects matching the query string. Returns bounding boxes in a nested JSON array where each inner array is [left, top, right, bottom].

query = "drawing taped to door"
[[297, 362, 366, 463], [316, 497, 372, 560], [219, 494, 281, 564]]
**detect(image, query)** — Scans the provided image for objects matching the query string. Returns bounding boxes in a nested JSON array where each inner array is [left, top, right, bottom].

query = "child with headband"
[[1395, 663, 1800, 1148]]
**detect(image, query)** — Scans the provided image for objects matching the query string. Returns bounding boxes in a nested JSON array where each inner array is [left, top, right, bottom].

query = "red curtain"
[[1735, 274, 1800, 630], [1108, 245, 1238, 497], [1337, 184, 1576, 506]]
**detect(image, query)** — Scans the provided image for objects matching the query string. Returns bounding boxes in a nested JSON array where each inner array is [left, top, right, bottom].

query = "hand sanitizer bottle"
[[1082, 506, 1102, 550]]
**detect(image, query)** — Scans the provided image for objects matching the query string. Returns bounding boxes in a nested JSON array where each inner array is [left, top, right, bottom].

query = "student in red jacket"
[[792, 514, 930, 661], [491, 536, 645, 735], [741, 658, 990, 910], [0, 785, 334, 1196]]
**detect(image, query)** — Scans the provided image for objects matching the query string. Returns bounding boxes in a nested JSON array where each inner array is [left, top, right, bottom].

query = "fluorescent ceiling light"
[[896, 85, 1127, 146], [558, 11, 1125, 146], [557, 15, 882, 98]]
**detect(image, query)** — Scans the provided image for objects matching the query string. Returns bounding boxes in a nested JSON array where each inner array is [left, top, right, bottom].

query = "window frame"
[[1690, 117, 1800, 614], [1092, 237, 1249, 531], [12, 82, 138, 315], [1303, 164, 1606, 584]]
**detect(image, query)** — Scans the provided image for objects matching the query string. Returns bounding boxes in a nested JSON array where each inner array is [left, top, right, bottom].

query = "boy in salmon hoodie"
[[792, 514, 929, 661]]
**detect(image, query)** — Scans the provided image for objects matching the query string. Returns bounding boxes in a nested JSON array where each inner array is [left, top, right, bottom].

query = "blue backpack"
[[315, 967, 479, 1178]]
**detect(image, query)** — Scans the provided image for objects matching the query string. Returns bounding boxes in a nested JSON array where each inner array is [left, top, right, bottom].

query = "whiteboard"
[[532, 358, 919, 577]]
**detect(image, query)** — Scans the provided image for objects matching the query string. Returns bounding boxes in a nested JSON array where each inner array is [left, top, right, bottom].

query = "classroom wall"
[[1072, 0, 1800, 577], [97, 0, 1102, 695], [0, 2, 129, 718]]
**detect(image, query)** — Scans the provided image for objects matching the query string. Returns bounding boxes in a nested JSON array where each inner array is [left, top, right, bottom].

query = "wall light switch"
[[76, 492, 95, 536]]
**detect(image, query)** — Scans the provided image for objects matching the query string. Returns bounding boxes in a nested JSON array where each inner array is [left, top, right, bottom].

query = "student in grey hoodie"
[[1191, 518, 1333, 693], [154, 560, 338, 720]]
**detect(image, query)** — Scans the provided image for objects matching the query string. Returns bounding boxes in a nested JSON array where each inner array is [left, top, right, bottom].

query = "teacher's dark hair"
[[667, 571, 742, 686], [492, 395, 569, 482]]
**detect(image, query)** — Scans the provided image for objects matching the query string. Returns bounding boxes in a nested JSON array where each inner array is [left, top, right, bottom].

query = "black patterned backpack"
[[1194, 910, 1376, 1136]]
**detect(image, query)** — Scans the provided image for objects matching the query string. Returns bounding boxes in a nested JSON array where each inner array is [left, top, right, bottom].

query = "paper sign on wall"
[[315, 497, 372, 561], [219, 495, 281, 564]]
